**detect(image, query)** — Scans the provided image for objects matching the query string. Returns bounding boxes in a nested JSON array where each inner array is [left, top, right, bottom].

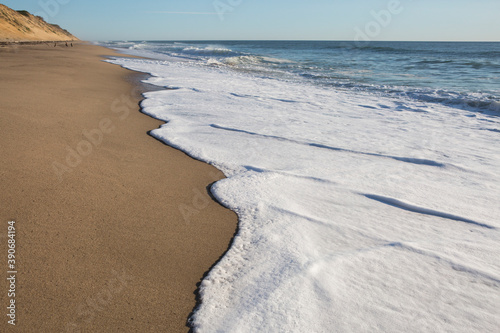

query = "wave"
[[459, 61, 500, 70], [104, 40, 500, 115], [127, 42, 238, 58], [357, 45, 412, 53], [181, 46, 235, 56], [416, 59, 454, 65], [332, 43, 500, 61], [290, 74, 500, 115], [402, 90, 500, 114], [292, 73, 500, 115], [366, 86, 500, 115], [478, 51, 500, 57], [129, 44, 146, 50], [412, 59, 500, 70], [223, 55, 294, 66], [320, 43, 412, 54]]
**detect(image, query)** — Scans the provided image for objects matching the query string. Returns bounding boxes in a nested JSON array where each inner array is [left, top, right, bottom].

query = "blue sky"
[[3, 0, 499, 41]]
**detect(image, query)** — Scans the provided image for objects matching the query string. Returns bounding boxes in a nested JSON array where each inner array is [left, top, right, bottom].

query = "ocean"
[[100, 41, 500, 332]]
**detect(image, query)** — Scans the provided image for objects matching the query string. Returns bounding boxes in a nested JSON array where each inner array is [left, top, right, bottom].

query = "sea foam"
[[107, 44, 500, 333]]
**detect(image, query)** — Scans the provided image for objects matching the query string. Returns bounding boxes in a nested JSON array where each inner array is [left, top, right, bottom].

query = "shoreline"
[[0, 43, 237, 332]]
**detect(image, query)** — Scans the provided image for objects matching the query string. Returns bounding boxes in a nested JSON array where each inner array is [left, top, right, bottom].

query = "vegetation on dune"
[[16, 10, 30, 17]]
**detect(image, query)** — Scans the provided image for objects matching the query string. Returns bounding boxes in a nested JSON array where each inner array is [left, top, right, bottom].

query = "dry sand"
[[0, 43, 237, 332]]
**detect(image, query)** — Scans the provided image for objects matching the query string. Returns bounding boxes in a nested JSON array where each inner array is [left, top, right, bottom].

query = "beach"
[[0, 43, 237, 332]]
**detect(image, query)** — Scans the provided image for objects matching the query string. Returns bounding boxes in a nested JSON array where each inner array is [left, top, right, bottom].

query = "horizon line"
[[91, 39, 500, 43]]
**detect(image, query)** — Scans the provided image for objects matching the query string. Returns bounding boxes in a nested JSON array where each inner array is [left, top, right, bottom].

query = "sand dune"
[[0, 3, 78, 42]]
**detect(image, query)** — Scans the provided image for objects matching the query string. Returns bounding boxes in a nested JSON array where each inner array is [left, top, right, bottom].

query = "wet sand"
[[0, 43, 237, 332]]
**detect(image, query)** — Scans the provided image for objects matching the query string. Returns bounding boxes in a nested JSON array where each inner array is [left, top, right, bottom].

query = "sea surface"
[[101, 41, 500, 332]]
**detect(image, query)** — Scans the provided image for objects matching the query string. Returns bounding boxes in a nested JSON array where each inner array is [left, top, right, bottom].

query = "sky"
[[2, 0, 499, 41]]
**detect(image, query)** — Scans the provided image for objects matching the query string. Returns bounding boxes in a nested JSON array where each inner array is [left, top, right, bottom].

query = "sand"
[[0, 43, 237, 332], [0, 4, 78, 42]]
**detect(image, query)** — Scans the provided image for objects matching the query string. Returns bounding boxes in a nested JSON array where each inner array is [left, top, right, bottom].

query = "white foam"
[[109, 56, 500, 333]]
